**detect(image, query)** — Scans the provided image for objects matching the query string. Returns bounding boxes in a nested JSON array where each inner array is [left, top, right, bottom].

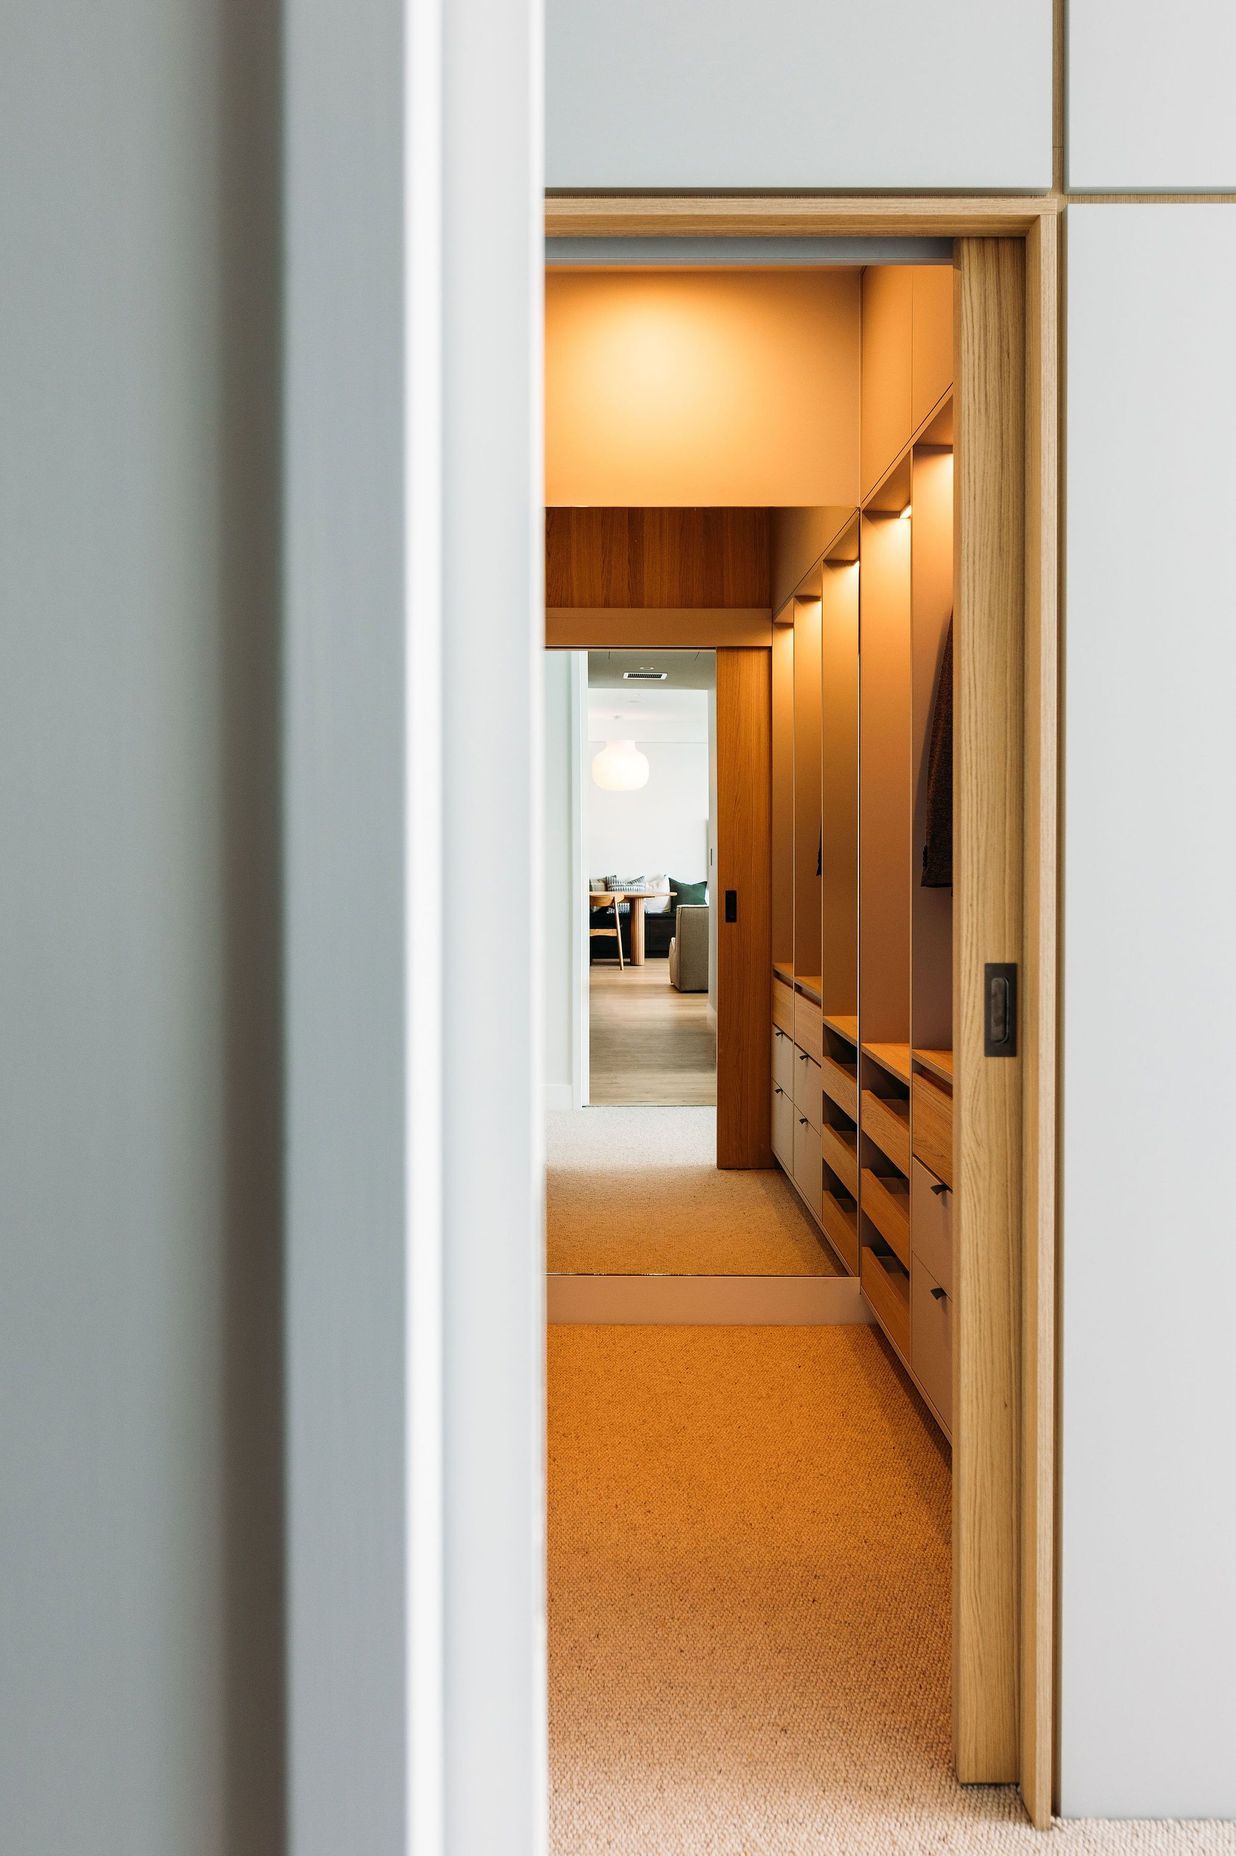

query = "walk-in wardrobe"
[[769, 265, 956, 1435]]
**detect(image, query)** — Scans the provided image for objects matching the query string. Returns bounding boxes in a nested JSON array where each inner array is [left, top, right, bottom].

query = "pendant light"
[[591, 738, 650, 792]]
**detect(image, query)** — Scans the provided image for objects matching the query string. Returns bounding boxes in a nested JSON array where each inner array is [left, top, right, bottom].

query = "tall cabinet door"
[[715, 647, 773, 1167], [1061, 205, 1236, 1821]]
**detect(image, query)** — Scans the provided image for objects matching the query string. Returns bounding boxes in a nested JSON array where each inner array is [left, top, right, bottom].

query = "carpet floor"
[[548, 1324, 1236, 1855], [546, 1107, 843, 1276]]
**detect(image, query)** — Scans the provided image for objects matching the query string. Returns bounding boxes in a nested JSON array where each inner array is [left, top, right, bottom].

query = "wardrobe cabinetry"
[[770, 264, 956, 1439]]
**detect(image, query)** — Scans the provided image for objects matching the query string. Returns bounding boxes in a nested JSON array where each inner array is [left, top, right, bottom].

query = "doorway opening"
[[585, 648, 716, 1108], [541, 229, 1054, 1847]]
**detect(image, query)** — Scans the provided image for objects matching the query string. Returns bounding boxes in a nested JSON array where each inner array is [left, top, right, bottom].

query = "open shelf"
[[820, 1050, 859, 1120], [819, 1185, 859, 1275], [862, 1040, 913, 1085], [913, 1047, 953, 1084], [860, 1088, 911, 1173], [860, 1168, 910, 1268], [795, 973, 823, 1004], [861, 1244, 911, 1364], [823, 1013, 859, 1046], [820, 1121, 859, 1198], [773, 961, 794, 986]]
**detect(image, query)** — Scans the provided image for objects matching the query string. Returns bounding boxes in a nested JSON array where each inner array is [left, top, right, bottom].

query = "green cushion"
[[671, 877, 708, 909]]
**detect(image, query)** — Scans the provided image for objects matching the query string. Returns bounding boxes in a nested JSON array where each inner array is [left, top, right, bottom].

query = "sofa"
[[668, 903, 710, 992]]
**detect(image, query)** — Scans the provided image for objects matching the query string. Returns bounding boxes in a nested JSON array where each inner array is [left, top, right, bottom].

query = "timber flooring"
[[589, 960, 716, 1107]]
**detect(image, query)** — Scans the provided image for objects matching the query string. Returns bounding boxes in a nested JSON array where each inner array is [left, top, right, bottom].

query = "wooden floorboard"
[[590, 961, 717, 1106]]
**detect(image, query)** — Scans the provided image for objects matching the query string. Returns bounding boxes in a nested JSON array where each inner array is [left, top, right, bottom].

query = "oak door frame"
[[546, 198, 1060, 1828], [545, 635, 774, 1168]]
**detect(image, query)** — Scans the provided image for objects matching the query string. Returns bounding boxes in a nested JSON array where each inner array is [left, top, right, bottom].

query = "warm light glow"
[[899, 503, 912, 520], [591, 739, 650, 793]]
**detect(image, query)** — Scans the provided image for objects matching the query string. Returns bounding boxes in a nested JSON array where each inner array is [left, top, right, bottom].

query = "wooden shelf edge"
[[862, 1040, 913, 1085], [913, 1046, 954, 1084]]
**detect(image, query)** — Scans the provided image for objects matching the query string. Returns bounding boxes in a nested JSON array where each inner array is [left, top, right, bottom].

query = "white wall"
[[1069, 0, 1236, 188], [544, 654, 577, 1105], [0, 2, 283, 1851], [547, 0, 1052, 188], [1062, 204, 1236, 1819], [586, 693, 710, 885]]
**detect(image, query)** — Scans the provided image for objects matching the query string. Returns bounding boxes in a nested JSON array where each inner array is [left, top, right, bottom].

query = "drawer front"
[[861, 1251, 910, 1363], [860, 1089, 911, 1173], [772, 1083, 794, 1170], [911, 1158, 953, 1295], [793, 995, 823, 1064], [819, 1051, 858, 1119], [912, 1072, 953, 1187], [793, 1049, 823, 1131], [792, 1112, 822, 1220], [772, 978, 795, 1035], [912, 1257, 953, 1435], [772, 1025, 795, 1095], [820, 1122, 859, 1197]]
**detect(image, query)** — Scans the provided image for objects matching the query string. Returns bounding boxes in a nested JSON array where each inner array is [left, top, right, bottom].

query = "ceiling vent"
[[622, 669, 668, 681]]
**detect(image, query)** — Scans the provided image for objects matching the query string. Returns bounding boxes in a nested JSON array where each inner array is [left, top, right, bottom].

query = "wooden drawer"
[[860, 1168, 910, 1269], [911, 1158, 953, 1295], [772, 1083, 794, 1171], [772, 977, 794, 1035], [860, 1089, 910, 1172], [792, 1112, 822, 1221], [793, 1049, 823, 1131], [819, 1189, 859, 1274], [862, 1249, 911, 1364], [793, 994, 823, 1064], [912, 1072, 953, 1187], [820, 1121, 859, 1197], [772, 1025, 795, 1095], [819, 1051, 858, 1119], [912, 1257, 952, 1436]]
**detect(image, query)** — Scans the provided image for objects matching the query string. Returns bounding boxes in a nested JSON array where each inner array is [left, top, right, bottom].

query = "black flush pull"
[[930, 1285, 948, 1301], [799, 1117, 808, 1128], [984, 961, 1018, 1057], [724, 889, 737, 923], [930, 1181, 950, 1197]]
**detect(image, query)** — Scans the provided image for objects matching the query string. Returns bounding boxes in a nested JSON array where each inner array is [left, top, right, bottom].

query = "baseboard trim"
[[546, 1271, 872, 1325], [545, 1082, 574, 1111]]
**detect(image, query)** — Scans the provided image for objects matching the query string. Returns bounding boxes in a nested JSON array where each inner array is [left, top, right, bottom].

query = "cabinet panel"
[[1062, 206, 1236, 1818], [1069, 0, 1236, 189], [792, 1112, 822, 1219], [547, 0, 1052, 188], [861, 267, 913, 500], [772, 1083, 794, 1170], [912, 265, 954, 433]]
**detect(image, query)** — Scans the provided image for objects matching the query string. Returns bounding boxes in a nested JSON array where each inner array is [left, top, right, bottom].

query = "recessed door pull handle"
[[984, 961, 1018, 1056], [931, 1285, 948, 1302]]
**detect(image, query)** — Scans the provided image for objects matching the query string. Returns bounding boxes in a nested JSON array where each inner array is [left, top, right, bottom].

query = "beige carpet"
[[549, 1324, 1236, 1855], [547, 1107, 843, 1276]]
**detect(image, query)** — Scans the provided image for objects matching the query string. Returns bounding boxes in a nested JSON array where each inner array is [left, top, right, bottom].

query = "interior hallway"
[[547, 1107, 842, 1275], [590, 962, 716, 1107], [548, 1324, 1236, 1856]]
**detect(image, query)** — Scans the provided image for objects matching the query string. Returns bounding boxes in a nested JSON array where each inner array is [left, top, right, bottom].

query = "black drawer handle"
[[930, 1181, 950, 1198], [799, 1117, 808, 1127], [930, 1285, 948, 1301]]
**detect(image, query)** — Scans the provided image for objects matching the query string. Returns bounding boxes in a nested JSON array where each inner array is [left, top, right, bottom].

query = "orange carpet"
[[548, 1324, 1236, 1855]]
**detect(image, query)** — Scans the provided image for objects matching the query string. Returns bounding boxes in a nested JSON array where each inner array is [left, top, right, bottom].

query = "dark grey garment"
[[921, 617, 953, 889]]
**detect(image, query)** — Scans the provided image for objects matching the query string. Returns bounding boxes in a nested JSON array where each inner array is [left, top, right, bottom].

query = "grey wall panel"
[[547, 0, 1052, 189], [0, 1, 284, 1850], [1062, 205, 1236, 1818], [1069, 0, 1236, 189]]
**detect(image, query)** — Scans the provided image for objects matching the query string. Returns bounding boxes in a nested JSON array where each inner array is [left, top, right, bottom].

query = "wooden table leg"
[[628, 895, 645, 965]]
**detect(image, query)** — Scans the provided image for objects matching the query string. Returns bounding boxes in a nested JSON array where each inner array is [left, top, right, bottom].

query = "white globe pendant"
[[591, 739, 650, 792]]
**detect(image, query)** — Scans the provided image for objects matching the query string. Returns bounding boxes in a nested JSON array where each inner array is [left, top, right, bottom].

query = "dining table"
[[589, 889, 674, 966]]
